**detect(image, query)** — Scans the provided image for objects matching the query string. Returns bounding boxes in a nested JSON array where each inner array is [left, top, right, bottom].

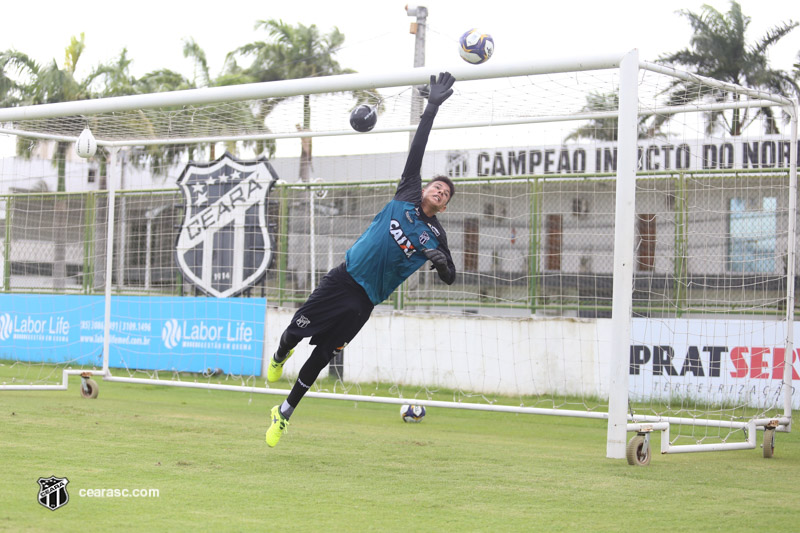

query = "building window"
[[125, 217, 148, 286], [636, 214, 656, 272], [545, 214, 562, 271], [463, 217, 480, 272], [10, 261, 53, 277], [88, 168, 96, 183], [728, 197, 776, 272]]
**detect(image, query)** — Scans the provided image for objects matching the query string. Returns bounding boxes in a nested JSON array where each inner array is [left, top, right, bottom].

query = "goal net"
[[0, 51, 796, 460]]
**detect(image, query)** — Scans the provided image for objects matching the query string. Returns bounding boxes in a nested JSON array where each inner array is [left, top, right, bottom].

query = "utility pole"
[[406, 4, 427, 147]]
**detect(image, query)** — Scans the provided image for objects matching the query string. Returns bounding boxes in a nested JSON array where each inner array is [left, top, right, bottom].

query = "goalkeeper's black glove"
[[423, 247, 450, 278], [426, 72, 455, 106]]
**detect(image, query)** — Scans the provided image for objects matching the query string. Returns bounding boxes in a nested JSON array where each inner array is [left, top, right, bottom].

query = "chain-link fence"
[[1, 170, 794, 318]]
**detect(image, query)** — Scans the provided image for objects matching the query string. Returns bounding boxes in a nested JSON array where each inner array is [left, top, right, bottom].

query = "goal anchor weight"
[[625, 422, 666, 466], [626, 418, 788, 465], [626, 431, 652, 466], [79, 372, 99, 399], [762, 419, 779, 459]]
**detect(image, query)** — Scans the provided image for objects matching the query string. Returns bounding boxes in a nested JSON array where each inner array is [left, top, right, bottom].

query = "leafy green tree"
[[85, 48, 138, 97], [231, 19, 380, 181], [180, 38, 267, 160], [86, 39, 262, 175], [0, 50, 38, 108], [791, 53, 800, 95], [658, 1, 797, 136], [0, 34, 96, 289], [565, 91, 663, 142], [1, 34, 97, 188]]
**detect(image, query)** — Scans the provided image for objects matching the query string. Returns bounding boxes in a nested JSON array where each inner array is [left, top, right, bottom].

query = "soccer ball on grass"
[[458, 29, 494, 65], [400, 404, 426, 423]]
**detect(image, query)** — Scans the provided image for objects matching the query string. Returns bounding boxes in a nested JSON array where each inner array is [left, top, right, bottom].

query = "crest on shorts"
[[37, 476, 69, 511], [176, 152, 278, 298]]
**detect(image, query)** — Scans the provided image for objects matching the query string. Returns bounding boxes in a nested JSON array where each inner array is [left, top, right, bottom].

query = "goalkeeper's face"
[[421, 180, 451, 215]]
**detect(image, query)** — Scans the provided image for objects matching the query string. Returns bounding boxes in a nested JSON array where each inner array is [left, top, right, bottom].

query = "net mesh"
[[0, 62, 795, 450]]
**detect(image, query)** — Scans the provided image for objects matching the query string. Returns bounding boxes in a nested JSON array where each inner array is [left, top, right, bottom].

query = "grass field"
[[3, 377, 799, 532]]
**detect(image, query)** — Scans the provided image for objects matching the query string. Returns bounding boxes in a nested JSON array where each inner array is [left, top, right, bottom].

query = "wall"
[[265, 307, 800, 409]]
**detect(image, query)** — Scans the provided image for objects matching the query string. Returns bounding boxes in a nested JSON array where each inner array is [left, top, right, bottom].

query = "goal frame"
[[0, 49, 796, 461]]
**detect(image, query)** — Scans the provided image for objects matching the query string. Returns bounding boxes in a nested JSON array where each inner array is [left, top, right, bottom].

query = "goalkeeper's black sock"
[[285, 344, 329, 410], [274, 330, 301, 362], [279, 400, 294, 420]]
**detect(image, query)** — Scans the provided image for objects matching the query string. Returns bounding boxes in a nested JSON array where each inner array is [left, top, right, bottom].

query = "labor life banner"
[[0, 294, 266, 376]]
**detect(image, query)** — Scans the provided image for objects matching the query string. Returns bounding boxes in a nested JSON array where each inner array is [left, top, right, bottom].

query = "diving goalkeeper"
[[265, 72, 457, 447]]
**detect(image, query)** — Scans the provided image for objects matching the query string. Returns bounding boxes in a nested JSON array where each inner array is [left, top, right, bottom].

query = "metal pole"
[[406, 4, 428, 147], [3, 196, 11, 291], [606, 49, 639, 459], [145, 218, 152, 290], [116, 153, 126, 288], [102, 148, 120, 376], [309, 187, 316, 291], [0, 55, 628, 123], [783, 102, 798, 429]]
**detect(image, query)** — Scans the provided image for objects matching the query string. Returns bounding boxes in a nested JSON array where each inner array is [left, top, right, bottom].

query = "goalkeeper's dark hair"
[[428, 175, 455, 203]]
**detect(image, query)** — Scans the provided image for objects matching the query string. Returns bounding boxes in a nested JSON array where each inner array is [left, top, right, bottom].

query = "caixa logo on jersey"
[[176, 152, 278, 298]]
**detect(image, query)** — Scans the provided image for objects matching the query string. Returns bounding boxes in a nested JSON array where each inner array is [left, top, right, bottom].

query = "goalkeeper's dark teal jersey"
[[346, 105, 456, 305]]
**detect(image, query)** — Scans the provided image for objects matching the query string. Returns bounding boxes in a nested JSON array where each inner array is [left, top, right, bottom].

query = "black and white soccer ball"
[[349, 104, 377, 132], [458, 29, 494, 65], [400, 404, 426, 423]]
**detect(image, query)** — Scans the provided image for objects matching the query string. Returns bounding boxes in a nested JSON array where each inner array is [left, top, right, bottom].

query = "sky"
[[1, 0, 799, 156], [2, 0, 798, 78]]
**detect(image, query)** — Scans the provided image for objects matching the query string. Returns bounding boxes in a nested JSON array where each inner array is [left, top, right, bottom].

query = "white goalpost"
[[0, 50, 796, 464]]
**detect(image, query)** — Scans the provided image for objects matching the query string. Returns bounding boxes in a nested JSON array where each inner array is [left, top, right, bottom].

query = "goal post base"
[[625, 418, 792, 459], [0, 368, 109, 392]]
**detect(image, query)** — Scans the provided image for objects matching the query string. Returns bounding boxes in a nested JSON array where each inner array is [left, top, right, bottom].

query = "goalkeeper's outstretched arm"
[[395, 72, 455, 202]]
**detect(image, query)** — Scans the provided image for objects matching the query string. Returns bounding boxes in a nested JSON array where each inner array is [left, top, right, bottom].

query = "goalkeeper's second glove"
[[423, 247, 449, 277]]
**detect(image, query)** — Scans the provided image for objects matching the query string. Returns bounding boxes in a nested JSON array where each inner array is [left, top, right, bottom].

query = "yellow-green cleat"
[[267, 349, 294, 383], [266, 405, 289, 447]]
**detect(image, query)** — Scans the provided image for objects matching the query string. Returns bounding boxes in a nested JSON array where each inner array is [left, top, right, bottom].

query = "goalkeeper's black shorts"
[[284, 262, 374, 359]]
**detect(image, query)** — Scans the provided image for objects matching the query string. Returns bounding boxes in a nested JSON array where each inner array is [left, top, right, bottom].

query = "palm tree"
[[85, 47, 138, 97], [85, 39, 261, 177], [658, 1, 797, 136], [2, 35, 94, 189], [180, 38, 268, 160], [1, 35, 97, 290], [231, 19, 381, 181], [791, 52, 800, 95], [565, 91, 663, 142], [81, 47, 145, 189], [0, 50, 36, 108]]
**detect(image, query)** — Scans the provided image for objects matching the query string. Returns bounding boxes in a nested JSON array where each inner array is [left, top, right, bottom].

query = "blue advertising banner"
[[0, 294, 103, 366], [0, 295, 266, 376]]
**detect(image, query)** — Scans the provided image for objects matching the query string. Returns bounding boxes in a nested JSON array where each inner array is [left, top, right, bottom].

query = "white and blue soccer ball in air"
[[400, 404, 426, 423], [458, 29, 494, 64]]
